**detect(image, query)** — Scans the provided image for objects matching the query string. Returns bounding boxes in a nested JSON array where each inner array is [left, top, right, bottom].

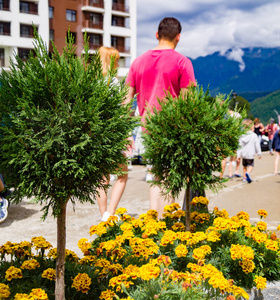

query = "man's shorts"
[[242, 158, 254, 167]]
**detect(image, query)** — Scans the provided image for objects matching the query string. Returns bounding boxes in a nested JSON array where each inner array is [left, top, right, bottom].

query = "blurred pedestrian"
[[237, 119, 261, 183], [254, 117, 265, 144], [96, 46, 131, 222], [272, 129, 280, 175], [266, 118, 278, 155]]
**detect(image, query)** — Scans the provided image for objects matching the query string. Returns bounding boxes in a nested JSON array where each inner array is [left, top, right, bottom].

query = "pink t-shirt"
[[126, 49, 196, 119]]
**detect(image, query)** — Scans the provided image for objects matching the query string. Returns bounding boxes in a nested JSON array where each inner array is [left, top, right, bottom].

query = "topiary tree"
[[0, 33, 136, 299], [142, 86, 245, 230]]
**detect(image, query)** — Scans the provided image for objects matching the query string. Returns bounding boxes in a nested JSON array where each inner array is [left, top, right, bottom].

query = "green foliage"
[[142, 86, 245, 198], [228, 95, 252, 118], [0, 32, 137, 218], [124, 267, 206, 300], [250, 90, 280, 124]]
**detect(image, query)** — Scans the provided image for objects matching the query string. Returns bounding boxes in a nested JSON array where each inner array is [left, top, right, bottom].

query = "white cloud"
[[225, 48, 245, 72], [136, 0, 280, 60]]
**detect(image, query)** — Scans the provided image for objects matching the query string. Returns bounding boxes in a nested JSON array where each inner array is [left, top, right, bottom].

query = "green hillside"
[[250, 90, 280, 124]]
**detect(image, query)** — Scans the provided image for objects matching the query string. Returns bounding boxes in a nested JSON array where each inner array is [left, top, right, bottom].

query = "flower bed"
[[1, 197, 280, 300]]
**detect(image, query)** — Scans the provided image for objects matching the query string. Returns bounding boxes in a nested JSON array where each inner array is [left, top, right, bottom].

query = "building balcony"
[[0, 0, 10, 11], [20, 1, 38, 15], [82, 0, 104, 9], [112, 3, 129, 13], [83, 20, 103, 30]]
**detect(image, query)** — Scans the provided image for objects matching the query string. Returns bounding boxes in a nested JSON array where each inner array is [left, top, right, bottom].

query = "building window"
[[20, 24, 36, 38], [66, 32, 77, 44], [49, 6, 54, 19], [0, 21, 10, 35], [66, 9, 76, 22], [18, 48, 35, 61], [0, 0, 10, 11], [112, 15, 125, 27], [0, 48, 4, 67], [20, 1, 38, 14], [111, 35, 126, 53], [50, 29, 54, 41], [88, 34, 102, 49]]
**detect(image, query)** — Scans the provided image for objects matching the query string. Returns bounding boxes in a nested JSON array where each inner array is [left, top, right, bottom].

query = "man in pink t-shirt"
[[125, 17, 196, 218]]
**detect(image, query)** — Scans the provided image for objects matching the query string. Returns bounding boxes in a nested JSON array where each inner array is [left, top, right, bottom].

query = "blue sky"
[[136, 0, 280, 65]]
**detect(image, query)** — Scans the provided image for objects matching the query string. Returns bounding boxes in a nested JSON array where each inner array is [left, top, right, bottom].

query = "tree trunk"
[[55, 201, 68, 300], [184, 184, 191, 231]]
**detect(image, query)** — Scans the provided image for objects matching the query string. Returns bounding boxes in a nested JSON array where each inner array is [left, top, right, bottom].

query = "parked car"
[[261, 135, 269, 151]]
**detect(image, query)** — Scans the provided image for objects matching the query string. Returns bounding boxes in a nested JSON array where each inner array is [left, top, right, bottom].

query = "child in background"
[[237, 119, 262, 183]]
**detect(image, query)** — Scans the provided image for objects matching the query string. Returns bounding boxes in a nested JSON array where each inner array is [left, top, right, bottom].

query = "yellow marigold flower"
[[79, 255, 96, 266], [139, 263, 160, 281], [29, 288, 49, 300], [265, 239, 279, 251], [115, 207, 127, 215], [213, 217, 231, 230], [131, 219, 143, 228], [123, 265, 140, 280], [277, 225, 280, 231], [257, 221, 267, 231], [100, 289, 116, 300], [89, 223, 107, 236], [214, 208, 229, 219], [72, 273, 92, 293], [192, 232, 207, 243], [207, 231, 221, 242], [239, 260, 255, 273], [162, 212, 172, 218], [230, 286, 249, 300], [236, 211, 250, 221], [253, 232, 267, 244], [65, 249, 79, 262], [100, 240, 117, 251], [156, 255, 172, 265], [147, 209, 158, 219], [160, 230, 177, 246], [31, 236, 52, 250], [254, 276, 267, 290], [109, 274, 133, 292], [192, 248, 206, 260], [164, 204, 175, 213], [47, 247, 58, 259], [95, 258, 111, 268], [42, 268, 56, 281], [190, 196, 209, 206], [14, 293, 30, 300], [21, 259, 40, 270], [187, 262, 202, 273], [175, 244, 188, 258], [257, 209, 268, 219], [78, 238, 91, 254], [5, 266, 23, 281], [0, 283, 10, 299], [172, 222, 185, 232]]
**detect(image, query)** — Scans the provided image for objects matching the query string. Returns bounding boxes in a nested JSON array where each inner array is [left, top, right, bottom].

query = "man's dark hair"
[[158, 17, 182, 41]]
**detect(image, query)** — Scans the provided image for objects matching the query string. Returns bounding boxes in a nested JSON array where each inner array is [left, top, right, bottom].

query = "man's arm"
[[123, 86, 136, 106]]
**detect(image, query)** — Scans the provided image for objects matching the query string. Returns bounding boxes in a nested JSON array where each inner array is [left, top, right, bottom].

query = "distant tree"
[[0, 32, 136, 299], [229, 94, 252, 118], [143, 86, 245, 230]]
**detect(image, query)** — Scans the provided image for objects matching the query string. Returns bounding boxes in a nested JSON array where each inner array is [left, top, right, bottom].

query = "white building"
[[1, 0, 137, 77], [0, 0, 49, 71]]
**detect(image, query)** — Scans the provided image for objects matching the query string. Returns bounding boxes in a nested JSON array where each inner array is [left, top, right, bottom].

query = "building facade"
[[1, 0, 137, 77], [0, 0, 49, 70]]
